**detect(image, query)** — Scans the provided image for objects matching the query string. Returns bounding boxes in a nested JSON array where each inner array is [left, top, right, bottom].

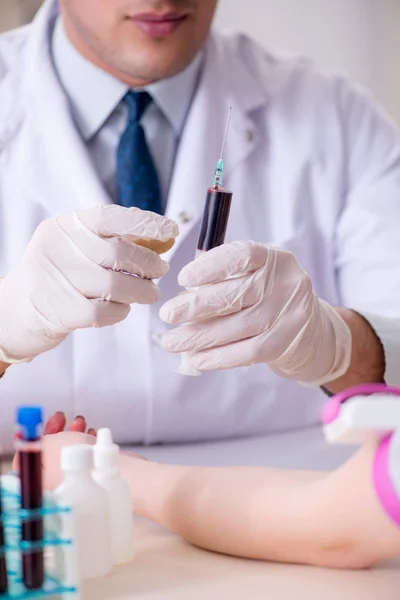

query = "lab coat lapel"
[[0, 0, 109, 217], [164, 33, 266, 263]]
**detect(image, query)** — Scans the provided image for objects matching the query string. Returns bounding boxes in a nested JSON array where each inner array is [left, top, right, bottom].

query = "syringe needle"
[[219, 106, 232, 160], [213, 107, 233, 188]]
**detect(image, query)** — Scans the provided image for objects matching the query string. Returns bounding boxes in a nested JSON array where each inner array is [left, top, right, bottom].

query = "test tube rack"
[[0, 483, 79, 599]]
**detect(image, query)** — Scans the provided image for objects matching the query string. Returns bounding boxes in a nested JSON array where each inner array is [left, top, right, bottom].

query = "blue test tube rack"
[[0, 484, 79, 599]]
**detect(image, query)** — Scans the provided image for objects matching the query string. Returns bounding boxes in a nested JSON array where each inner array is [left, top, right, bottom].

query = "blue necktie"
[[116, 91, 163, 214]]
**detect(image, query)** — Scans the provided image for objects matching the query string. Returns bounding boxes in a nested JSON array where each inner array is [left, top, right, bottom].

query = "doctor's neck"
[[59, 0, 217, 87]]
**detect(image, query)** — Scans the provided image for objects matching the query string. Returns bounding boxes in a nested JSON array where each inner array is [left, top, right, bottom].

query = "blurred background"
[[1, 0, 399, 123]]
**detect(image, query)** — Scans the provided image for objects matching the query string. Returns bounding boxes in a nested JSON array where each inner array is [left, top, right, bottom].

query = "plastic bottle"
[[93, 429, 134, 565], [54, 445, 112, 580]]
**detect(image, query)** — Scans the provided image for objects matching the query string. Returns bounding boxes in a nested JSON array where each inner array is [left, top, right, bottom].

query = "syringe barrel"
[[176, 187, 233, 378], [197, 187, 233, 252]]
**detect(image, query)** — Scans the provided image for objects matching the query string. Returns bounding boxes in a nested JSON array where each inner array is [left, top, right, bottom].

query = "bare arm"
[[324, 308, 385, 394], [119, 441, 400, 569], [125, 459, 325, 564], [18, 428, 400, 570]]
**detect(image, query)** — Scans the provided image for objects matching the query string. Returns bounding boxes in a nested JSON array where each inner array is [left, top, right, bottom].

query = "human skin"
[[11, 414, 400, 570], [59, 0, 218, 87], [324, 309, 385, 394]]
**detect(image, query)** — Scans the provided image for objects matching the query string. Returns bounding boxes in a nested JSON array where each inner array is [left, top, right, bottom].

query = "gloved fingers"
[[76, 298, 131, 328], [41, 247, 160, 306], [56, 213, 170, 280], [81, 268, 160, 305], [161, 305, 268, 354], [188, 315, 326, 377], [37, 292, 131, 331], [175, 290, 325, 372], [185, 336, 266, 371], [75, 205, 179, 246], [161, 282, 315, 356], [159, 272, 263, 324], [178, 241, 268, 287]]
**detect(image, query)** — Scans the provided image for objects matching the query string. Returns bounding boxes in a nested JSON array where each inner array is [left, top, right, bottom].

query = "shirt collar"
[[51, 17, 204, 141]]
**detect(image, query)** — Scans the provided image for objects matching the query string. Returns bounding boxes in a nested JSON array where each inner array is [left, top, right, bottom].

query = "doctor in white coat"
[[1, 0, 400, 453]]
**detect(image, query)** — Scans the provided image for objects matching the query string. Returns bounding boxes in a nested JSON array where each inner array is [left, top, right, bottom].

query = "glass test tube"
[[16, 406, 44, 590]]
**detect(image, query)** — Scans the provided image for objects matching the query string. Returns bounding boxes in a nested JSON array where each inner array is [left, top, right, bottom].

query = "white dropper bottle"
[[93, 429, 134, 565], [54, 445, 112, 580]]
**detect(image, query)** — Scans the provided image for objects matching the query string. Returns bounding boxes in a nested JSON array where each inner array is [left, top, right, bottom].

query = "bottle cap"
[[94, 428, 119, 470], [16, 406, 43, 441], [61, 445, 93, 471]]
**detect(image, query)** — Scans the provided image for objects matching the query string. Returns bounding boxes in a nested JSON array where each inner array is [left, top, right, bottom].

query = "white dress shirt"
[[51, 18, 204, 207]]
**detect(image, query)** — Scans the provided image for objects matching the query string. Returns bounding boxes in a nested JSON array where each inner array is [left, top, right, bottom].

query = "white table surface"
[[80, 426, 400, 599], [83, 517, 400, 600]]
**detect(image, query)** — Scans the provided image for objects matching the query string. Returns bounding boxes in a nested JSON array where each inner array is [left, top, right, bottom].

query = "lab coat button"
[[178, 211, 193, 224], [245, 129, 255, 142]]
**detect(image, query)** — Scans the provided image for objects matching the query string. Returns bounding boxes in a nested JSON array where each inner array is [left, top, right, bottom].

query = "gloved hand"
[[160, 241, 352, 386], [0, 205, 178, 364]]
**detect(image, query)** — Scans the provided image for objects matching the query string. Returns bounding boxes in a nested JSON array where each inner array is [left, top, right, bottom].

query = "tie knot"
[[124, 91, 153, 122]]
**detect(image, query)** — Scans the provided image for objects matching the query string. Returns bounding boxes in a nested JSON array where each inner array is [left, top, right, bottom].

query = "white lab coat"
[[1, 0, 400, 452]]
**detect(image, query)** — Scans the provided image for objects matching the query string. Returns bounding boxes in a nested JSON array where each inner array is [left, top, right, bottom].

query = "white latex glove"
[[0, 205, 178, 364], [160, 241, 352, 386]]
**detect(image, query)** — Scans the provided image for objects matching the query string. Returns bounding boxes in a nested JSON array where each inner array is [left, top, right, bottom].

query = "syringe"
[[176, 108, 234, 377]]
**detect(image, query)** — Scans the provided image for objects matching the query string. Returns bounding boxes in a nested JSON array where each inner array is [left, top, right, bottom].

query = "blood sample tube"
[[16, 406, 44, 590]]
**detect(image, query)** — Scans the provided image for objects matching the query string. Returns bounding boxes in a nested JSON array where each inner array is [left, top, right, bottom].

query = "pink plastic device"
[[321, 383, 400, 424], [322, 383, 400, 528]]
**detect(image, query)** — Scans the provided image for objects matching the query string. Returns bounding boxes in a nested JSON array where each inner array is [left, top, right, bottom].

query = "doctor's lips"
[[126, 11, 190, 36]]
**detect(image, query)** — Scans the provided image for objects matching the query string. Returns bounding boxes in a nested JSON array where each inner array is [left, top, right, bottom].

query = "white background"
[[1, 0, 400, 122], [214, 0, 400, 123]]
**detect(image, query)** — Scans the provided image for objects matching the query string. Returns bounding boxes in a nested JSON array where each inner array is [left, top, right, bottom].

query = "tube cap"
[[61, 445, 93, 471], [94, 428, 119, 470], [16, 406, 43, 441]]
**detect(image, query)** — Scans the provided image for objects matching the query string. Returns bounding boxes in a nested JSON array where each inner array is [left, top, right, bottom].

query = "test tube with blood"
[[176, 108, 234, 376], [16, 406, 45, 590]]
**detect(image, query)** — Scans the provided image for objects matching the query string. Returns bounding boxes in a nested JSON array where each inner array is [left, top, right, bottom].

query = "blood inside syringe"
[[196, 185, 233, 256]]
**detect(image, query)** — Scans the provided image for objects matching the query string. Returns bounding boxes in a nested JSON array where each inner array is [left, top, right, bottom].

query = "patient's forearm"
[[325, 309, 385, 394], [121, 442, 400, 568], [121, 458, 330, 565]]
